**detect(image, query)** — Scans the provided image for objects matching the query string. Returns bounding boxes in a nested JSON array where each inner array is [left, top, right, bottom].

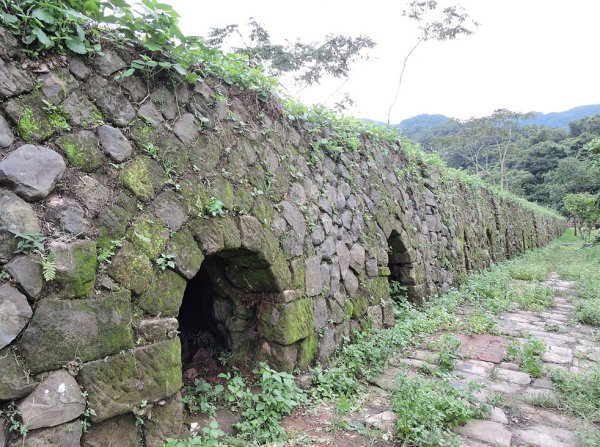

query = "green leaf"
[[31, 27, 53, 48], [142, 41, 163, 51], [0, 13, 19, 25], [65, 37, 87, 54], [31, 8, 56, 24]]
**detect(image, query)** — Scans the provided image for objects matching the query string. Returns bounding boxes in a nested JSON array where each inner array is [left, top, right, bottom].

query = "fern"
[[36, 251, 57, 281]]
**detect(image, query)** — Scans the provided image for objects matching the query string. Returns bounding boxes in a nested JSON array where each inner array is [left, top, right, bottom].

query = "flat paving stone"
[[542, 345, 573, 364], [494, 368, 531, 385], [456, 333, 510, 363], [455, 420, 512, 447], [515, 424, 580, 447]]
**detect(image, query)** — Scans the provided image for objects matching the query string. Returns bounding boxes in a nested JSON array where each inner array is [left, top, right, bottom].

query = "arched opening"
[[178, 248, 280, 378], [387, 230, 419, 303]]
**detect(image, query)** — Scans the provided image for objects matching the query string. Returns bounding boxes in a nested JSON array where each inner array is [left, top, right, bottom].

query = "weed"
[[144, 143, 159, 159], [182, 378, 224, 417], [9, 230, 46, 254], [436, 334, 462, 373], [507, 338, 546, 378], [0, 402, 27, 437], [464, 310, 496, 334], [205, 198, 225, 217], [392, 374, 489, 446], [510, 282, 555, 311], [0, 269, 11, 281], [97, 239, 123, 273], [156, 253, 176, 271]]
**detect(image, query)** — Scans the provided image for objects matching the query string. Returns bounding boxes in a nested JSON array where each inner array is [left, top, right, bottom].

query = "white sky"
[[167, 0, 600, 123]]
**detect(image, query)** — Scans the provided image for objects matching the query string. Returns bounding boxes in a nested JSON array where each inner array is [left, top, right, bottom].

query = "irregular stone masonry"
[[0, 32, 564, 444]]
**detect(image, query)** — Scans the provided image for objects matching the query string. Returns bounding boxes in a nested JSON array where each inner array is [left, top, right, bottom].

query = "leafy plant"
[[182, 378, 224, 416], [0, 402, 27, 437], [162, 420, 226, 447], [219, 363, 305, 443], [392, 374, 489, 446], [9, 230, 46, 254], [156, 253, 175, 271], [436, 334, 462, 373], [97, 239, 123, 273], [205, 198, 225, 217], [144, 142, 159, 159], [0, 269, 11, 281], [507, 338, 546, 378]]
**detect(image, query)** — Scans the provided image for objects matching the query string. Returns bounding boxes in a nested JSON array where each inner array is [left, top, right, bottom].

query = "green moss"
[[251, 196, 275, 226], [52, 241, 97, 298], [344, 301, 354, 320], [297, 333, 318, 369], [136, 269, 186, 316], [364, 277, 391, 305], [107, 241, 154, 295], [258, 298, 314, 345], [57, 137, 104, 172], [119, 156, 166, 202], [18, 107, 43, 141], [352, 293, 371, 318], [126, 216, 169, 259]]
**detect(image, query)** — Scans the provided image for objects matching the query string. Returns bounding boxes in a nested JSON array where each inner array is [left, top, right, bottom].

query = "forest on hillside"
[[402, 112, 600, 227]]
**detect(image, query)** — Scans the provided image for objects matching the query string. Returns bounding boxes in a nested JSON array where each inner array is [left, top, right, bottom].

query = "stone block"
[[258, 298, 314, 345], [49, 240, 97, 298], [0, 284, 32, 349], [79, 340, 182, 422], [18, 291, 133, 374]]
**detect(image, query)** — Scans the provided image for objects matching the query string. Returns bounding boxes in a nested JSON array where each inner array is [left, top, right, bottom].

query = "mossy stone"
[[78, 339, 182, 422], [126, 215, 169, 259], [49, 240, 97, 298], [56, 130, 104, 172], [258, 298, 314, 345], [166, 228, 204, 280], [119, 156, 166, 202], [251, 196, 274, 226], [136, 269, 186, 317], [363, 277, 390, 305], [350, 294, 368, 318], [225, 265, 279, 292], [107, 241, 154, 295], [17, 290, 133, 374], [296, 333, 318, 369], [179, 178, 210, 217], [4, 93, 67, 142]]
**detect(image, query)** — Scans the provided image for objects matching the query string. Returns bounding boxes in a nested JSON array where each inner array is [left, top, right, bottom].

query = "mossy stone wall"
[[0, 33, 565, 444]]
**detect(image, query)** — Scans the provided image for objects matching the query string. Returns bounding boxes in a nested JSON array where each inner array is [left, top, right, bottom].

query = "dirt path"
[[278, 272, 598, 447]]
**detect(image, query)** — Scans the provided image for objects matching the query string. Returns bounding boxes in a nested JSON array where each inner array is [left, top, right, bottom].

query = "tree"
[[204, 19, 375, 90], [387, 0, 478, 124], [563, 193, 600, 240], [432, 109, 532, 190]]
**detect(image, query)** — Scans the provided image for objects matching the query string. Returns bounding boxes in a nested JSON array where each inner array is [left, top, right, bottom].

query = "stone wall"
[[0, 29, 564, 446]]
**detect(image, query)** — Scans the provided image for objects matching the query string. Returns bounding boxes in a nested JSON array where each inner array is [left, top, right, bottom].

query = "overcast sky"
[[167, 0, 600, 123]]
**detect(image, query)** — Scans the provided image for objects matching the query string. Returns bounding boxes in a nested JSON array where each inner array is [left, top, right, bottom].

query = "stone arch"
[[387, 229, 420, 302], [177, 214, 299, 374]]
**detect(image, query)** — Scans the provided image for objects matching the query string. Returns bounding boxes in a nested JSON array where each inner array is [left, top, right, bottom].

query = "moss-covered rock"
[[0, 347, 37, 400], [165, 228, 204, 280], [258, 298, 314, 345], [78, 339, 182, 422], [297, 333, 318, 369], [82, 414, 140, 447], [49, 240, 97, 298], [107, 241, 154, 295], [119, 156, 166, 202], [56, 130, 104, 172], [136, 269, 186, 317], [144, 393, 186, 446], [17, 290, 133, 374], [126, 215, 169, 260]]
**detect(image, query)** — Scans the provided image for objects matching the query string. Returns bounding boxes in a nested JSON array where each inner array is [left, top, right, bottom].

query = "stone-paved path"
[[279, 272, 599, 446]]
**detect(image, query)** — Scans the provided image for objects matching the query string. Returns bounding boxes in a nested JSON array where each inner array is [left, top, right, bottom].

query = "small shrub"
[[392, 374, 489, 446], [436, 334, 462, 373], [507, 338, 546, 378], [182, 378, 224, 417]]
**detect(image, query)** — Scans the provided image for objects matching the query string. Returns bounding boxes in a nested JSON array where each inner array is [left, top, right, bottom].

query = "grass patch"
[[510, 282, 555, 311], [507, 338, 546, 378]]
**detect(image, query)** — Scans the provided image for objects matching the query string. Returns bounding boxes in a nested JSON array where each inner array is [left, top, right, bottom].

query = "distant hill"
[[395, 105, 600, 146], [525, 105, 600, 129]]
